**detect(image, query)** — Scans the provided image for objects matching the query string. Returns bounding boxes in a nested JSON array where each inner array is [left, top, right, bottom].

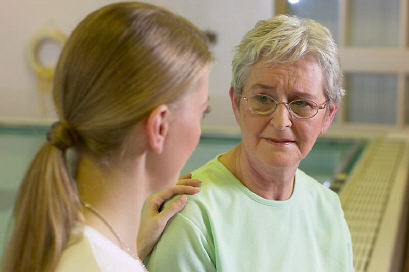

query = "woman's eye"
[[292, 100, 307, 106], [256, 95, 271, 103], [202, 106, 211, 118], [292, 100, 313, 108]]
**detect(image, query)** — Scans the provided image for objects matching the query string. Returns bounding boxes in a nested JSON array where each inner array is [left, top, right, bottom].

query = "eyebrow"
[[289, 91, 318, 101], [249, 84, 320, 101], [248, 84, 276, 92]]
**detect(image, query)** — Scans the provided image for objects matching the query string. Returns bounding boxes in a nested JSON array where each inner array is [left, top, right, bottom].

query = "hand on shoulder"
[[137, 173, 201, 260]]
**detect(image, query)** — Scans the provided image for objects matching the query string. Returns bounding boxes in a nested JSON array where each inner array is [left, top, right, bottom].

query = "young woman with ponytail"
[[2, 2, 211, 271]]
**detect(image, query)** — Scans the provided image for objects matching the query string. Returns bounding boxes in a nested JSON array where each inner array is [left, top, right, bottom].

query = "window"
[[275, 0, 409, 128]]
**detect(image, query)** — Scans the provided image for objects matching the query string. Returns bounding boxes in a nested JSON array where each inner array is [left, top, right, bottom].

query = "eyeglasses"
[[241, 94, 329, 119]]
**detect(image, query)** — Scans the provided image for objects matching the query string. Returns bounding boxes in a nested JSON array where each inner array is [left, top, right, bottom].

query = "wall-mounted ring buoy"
[[27, 28, 66, 92]]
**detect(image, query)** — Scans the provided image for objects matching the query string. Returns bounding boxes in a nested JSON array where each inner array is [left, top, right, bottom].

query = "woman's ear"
[[321, 102, 338, 134], [146, 104, 170, 153], [229, 87, 241, 124]]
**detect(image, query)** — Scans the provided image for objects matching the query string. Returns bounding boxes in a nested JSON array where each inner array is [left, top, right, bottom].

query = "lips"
[[263, 137, 296, 145]]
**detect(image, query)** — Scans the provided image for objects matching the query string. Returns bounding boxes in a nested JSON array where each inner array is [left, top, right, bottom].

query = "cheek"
[[182, 114, 202, 155], [190, 123, 201, 151], [295, 122, 321, 156], [240, 113, 268, 140], [238, 113, 254, 144]]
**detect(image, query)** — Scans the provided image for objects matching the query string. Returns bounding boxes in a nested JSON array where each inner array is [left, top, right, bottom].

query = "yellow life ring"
[[27, 29, 66, 92]]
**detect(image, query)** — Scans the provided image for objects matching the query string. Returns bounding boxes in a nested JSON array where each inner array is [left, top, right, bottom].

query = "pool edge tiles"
[[339, 137, 409, 272]]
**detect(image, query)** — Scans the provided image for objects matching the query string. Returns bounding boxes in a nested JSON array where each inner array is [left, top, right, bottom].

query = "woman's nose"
[[269, 103, 292, 130]]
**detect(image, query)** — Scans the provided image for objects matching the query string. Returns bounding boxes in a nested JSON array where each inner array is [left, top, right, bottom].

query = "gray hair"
[[231, 15, 344, 104]]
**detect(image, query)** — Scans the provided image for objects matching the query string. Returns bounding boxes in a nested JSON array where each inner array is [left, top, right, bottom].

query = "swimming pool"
[[0, 125, 364, 257]]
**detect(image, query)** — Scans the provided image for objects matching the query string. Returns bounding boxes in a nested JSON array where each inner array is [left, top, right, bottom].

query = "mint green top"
[[147, 156, 354, 272]]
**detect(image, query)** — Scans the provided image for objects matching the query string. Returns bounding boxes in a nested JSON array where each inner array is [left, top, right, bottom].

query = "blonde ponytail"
[[2, 124, 80, 272], [2, 2, 211, 271]]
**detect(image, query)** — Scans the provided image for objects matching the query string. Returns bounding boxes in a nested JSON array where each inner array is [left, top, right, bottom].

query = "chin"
[[269, 160, 298, 168], [259, 153, 300, 168]]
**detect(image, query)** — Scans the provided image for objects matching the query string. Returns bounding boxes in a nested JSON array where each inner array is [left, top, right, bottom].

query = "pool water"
[[0, 126, 364, 257]]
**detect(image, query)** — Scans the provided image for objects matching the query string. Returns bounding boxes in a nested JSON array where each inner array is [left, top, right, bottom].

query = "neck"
[[220, 143, 298, 200], [76, 155, 148, 257]]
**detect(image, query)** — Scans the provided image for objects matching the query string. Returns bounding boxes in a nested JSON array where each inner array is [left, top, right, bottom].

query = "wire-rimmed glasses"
[[241, 94, 329, 119]]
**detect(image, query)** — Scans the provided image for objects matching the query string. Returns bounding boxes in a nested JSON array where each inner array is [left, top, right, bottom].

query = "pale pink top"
[[56, 225, 147, 272]]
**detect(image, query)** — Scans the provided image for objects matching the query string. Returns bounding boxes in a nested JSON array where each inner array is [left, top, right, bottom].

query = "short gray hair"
[[231, 15, 344, 104]]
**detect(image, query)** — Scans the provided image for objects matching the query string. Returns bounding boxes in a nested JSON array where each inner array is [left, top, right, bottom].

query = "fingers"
[[179, 173, 192, 179], [156, 185, 199, 204], [147, 184, 200, 211], [158, 195, 187, 223], [178, 172, 201, 186], [177, 178, 202, 187]]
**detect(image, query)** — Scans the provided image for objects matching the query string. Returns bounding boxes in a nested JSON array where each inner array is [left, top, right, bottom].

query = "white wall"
[[0, 0, 273, 129]]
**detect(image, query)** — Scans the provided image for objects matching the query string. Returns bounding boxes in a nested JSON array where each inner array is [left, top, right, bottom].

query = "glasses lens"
[[247, 94, 276, 114], [289, 100, 317, 118]]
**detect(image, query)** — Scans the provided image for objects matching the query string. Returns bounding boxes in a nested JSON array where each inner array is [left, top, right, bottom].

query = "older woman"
[[147, 15, 354, 271]]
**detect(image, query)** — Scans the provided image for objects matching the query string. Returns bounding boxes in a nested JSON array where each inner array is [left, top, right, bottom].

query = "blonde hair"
[[2, 2, 211, 272], [232, 15, 344, 104]]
